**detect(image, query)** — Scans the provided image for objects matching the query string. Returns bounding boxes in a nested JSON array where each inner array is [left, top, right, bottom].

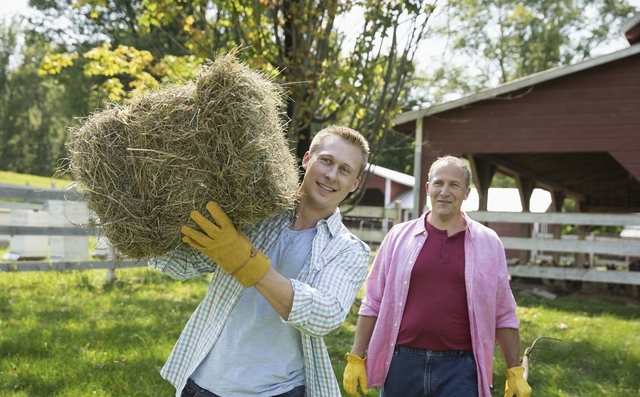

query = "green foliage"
[[0, 15, 99, 178], [491, 172, 517, 188]]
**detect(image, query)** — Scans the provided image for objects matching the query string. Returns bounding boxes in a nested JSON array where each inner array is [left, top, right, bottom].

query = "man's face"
[[426, 162, 470, 221], [300, 135, 362, 213]]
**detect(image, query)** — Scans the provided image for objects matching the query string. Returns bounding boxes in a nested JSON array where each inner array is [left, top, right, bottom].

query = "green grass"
[[0, 268, 207, 397], [0, 171, 72, 190], [1, 269, 639, 396]]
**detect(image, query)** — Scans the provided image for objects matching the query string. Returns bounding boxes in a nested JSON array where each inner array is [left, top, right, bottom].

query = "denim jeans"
[[181, 378, 305, 397], [381, 345, 478, 397]]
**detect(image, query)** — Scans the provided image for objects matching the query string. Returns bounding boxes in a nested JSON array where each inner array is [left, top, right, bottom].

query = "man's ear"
[[349, 174, 363, 193], [301, 152, 310, 169]]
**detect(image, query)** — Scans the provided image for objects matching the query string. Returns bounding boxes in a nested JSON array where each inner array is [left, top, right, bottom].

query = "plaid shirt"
[[149, 208, 370, 397]]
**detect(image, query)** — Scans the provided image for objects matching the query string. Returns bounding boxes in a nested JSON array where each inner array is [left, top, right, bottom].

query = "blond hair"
[[309, 125, 370, 176]]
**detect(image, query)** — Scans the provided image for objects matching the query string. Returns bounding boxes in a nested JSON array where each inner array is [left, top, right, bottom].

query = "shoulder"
[[333, 222, 370, 254], [466, 215, 499, 240], [386, 217, 422, 239]]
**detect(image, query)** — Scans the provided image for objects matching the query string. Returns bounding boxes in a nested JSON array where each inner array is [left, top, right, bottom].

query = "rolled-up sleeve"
[[286, 243, 369, 337], [148, 246, 218, 280]]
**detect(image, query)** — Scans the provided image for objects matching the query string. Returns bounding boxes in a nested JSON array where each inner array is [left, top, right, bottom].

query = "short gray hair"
[[428, 156, 471, 188]]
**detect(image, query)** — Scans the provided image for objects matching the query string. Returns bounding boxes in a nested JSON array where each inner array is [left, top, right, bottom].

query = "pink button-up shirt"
[[359, 211, 519, 397]]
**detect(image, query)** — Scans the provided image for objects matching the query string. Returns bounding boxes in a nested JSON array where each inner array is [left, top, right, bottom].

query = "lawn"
[[0, 171, 72, 190], [1, 267, 639, 396]]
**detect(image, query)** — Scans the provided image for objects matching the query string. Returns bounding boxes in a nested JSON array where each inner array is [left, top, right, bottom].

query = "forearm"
[[350, 315, 377, 357], [496, 327, 522, 368], [254, 267, 294, 319]]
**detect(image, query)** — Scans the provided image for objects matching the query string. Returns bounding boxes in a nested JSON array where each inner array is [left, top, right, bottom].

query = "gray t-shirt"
[[191, 226, 317, 397]]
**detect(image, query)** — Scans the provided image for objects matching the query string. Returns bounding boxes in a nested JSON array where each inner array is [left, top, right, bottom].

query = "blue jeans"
[[181, 378, 305, 397], [381, 346, 478, 397]]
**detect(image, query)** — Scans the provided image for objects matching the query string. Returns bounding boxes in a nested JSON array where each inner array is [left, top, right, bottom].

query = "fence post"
[[106, 246, 116, 284], [394, 200, 402, 225]]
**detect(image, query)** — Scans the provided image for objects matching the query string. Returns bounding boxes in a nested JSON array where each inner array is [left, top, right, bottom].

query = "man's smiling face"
[[299, 135, 362, 213], [426, 162, 470, 223]]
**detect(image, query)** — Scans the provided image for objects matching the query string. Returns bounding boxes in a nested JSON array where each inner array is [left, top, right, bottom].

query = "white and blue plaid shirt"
[[149, 208, 370, 397]]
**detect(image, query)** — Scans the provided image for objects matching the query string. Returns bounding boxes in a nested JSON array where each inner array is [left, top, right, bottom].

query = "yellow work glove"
[[181, 201, 270, 287], [504, 366, 532, 397], [343, 353, 368, 397]]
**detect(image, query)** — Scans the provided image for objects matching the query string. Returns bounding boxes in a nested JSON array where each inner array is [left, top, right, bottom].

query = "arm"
[[286, 244, 370, 336], [254, 267, 295, 319], [350, 315, 377, 357], [256, 240, 368, 324], [344, 315, 377, 397], [497, 327, 532, 397], [496, 327, 521, 368]]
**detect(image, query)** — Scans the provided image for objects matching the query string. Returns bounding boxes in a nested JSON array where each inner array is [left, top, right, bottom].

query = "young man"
[[149, 125, 371, 397], [343, 156, 531, 397]]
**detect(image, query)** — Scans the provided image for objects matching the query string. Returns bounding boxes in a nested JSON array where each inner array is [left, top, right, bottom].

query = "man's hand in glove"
[[343, 353, 368, 397], [181, 201, 270, 287], [504, 366, 532, 397]]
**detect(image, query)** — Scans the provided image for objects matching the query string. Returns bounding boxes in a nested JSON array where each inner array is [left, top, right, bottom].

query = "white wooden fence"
[[3, 184, 639, 288], [340, 204, 640, 287], [0, 184, 140, 275]]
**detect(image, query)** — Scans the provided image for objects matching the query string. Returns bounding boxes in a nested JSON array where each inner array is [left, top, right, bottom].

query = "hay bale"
[[66, 53, 299, 259]]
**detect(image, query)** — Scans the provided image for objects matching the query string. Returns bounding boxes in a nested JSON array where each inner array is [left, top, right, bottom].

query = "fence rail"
[[2, 185, 639, 287], [341, 206, 640, 286], [0, 259, 142, 273], [0, 225, 99, 236], [0, 184, 124, 275]]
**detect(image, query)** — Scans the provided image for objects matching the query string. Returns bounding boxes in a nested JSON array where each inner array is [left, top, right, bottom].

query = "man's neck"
[[290, 202, 335, 230], [426, 211, 466, 236]]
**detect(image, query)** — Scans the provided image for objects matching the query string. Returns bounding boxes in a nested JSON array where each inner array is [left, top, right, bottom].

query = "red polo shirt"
[[396, 219, 472, 351]]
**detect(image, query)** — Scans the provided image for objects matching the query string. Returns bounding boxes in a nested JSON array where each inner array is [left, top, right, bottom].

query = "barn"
[[391, 12, 640, 271]]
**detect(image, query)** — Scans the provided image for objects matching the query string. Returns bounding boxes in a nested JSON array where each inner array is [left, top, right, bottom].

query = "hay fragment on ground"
[[66, 53, 299, 259]]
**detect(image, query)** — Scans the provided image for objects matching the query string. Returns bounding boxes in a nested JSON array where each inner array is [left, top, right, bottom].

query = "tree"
[[35, 0, 438, 180], [0, 14, 97, 176]]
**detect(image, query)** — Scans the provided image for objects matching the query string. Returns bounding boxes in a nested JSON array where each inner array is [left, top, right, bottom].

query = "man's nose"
[[325, 166, 338, 180]]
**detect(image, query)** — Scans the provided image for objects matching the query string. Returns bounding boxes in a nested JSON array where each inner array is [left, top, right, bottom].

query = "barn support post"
[[467, 155, 496, 212], [412, 117, 423, 219]]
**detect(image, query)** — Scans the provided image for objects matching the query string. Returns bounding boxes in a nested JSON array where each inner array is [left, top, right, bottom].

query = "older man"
[[344, 155, 531, 397]]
